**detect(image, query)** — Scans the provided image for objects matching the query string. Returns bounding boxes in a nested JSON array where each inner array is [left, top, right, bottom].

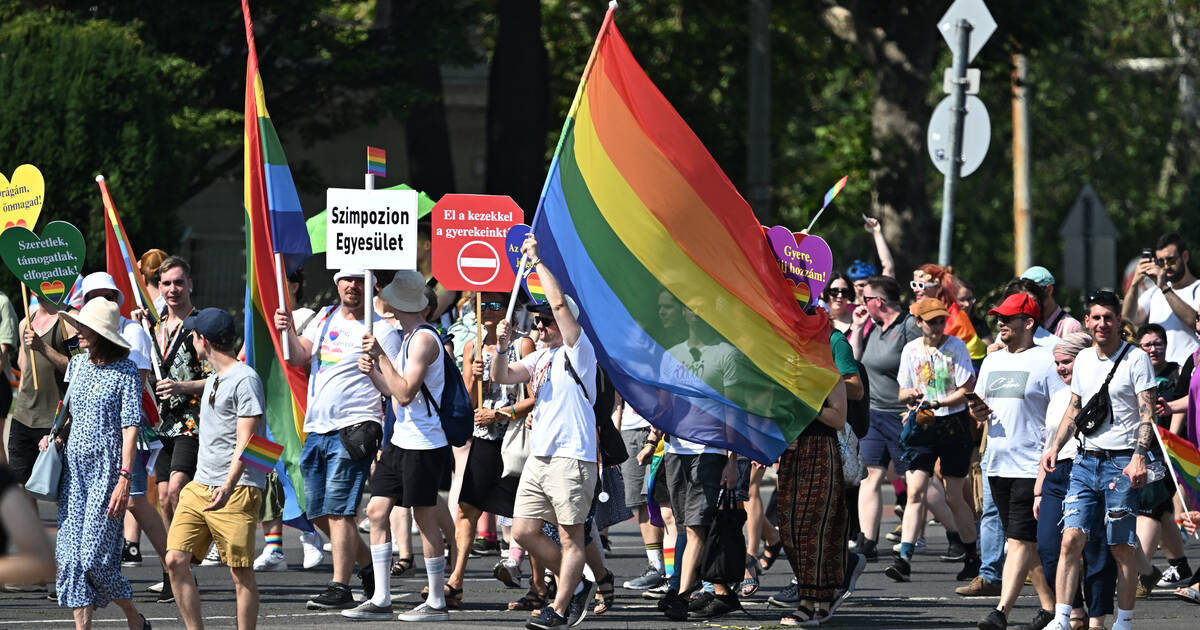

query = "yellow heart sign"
[[0, 164, 45, 233]]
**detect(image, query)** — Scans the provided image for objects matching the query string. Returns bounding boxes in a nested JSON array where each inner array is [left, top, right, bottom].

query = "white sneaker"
[[891, 536, 926, 554], [323, 542, 333, 552], [299, 532, 325, 569], [1044, 619, 1070, 630], [358, 517, 371, 533], [397, 602, 449, 622], [1111, 620, 1132, 630], [200, 543, 222, 567], [253, 549, 288, 572], [147, 581, 164, 593]]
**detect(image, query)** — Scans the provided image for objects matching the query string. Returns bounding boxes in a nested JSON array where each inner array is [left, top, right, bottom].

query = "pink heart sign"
[[763, 226, 834, 307]]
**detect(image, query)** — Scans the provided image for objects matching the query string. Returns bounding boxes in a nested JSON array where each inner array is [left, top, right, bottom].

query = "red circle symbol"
[[456, 240, 501, 286]]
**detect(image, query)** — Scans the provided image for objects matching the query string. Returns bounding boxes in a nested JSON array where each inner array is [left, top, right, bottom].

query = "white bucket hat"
[[79, 271, 125, 306], [60, 298, 131, 350], [380, 270, 429, 313]]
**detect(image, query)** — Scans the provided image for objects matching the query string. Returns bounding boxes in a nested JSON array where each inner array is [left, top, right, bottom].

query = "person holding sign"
[[164, 308, 267, 630], [345, 270, 454, 622], [492, 234, 598, 630], [11, 292, 74, 488], [275, 268, 401, 611]]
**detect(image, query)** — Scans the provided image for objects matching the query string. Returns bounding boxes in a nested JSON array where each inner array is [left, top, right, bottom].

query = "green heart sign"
[[0, 221, 85, 306]]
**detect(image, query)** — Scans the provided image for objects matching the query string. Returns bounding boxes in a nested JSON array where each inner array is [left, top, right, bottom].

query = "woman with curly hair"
[[911, 263, 987, 362]]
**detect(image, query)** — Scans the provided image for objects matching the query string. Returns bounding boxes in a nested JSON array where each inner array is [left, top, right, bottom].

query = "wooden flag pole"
[[19, 284, 38, 390]]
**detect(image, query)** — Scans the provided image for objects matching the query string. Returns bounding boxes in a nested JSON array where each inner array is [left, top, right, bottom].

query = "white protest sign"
[[325, 187, 418, 270]]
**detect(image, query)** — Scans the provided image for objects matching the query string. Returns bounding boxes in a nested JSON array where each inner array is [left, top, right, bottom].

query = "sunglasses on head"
[[910, 280, 937, 291], [481, 301, 504, 312], [1086, 289, 1120, 308], [826, 287, 854, 299]]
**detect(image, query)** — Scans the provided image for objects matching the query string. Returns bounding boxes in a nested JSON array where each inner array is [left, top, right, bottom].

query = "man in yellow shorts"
[[164, 308, 267, 630]]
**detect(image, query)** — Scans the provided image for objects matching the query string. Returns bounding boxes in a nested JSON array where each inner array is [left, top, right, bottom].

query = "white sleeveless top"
[[392, 327, 447, 449]]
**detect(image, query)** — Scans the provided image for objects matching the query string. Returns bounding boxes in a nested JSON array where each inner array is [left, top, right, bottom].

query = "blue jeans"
[[1062, 452, 1139, 546], [299, 431, 371, 519], [1038, 458, 1118, 617], [978, 460, 1005, 585]]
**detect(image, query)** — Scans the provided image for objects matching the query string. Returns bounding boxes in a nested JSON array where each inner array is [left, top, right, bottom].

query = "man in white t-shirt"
[[969, 294, 1063, 630], [1041, 291, 1157, 630], [276, 268, 403, 611], [342, 270, 452, 622], [493, 234, 598, 630], [1123, 232, 1200, 365]]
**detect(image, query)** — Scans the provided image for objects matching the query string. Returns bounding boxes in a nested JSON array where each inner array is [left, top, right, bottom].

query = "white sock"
[[647, 546, 665, 573], [424, 556, 447, 609], [370, 543, 391, 607], [1054, 603, 1072, 626], [1116, 608, 1134, 624]]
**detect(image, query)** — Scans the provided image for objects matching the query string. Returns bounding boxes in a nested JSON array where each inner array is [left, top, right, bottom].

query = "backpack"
[[406, 324, 473, 447], [563, 354, 627, 467]]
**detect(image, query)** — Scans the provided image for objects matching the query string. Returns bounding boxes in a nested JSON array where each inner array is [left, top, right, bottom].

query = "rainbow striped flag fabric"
[[240, 434, 286, 473], [98, 177, 158, 323], [367, 146, 386, 178], [530, 7, 838, 464], [242, 0, 313, 514], [1158, 426, 1200, 510]]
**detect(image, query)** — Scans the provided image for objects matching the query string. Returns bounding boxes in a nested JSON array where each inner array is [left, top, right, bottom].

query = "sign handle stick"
[[120, 270, 163, 381], [475, 292, 483, 402], [505, 253, 528, 322], [274, 252, 291, 362], [19, 284, 38, 391], [363, 172, 377, 328]]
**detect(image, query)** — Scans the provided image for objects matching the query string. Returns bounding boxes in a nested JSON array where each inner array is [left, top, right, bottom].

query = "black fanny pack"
[[339, 420, 382, 461], [1075, 343, 1131, 438]]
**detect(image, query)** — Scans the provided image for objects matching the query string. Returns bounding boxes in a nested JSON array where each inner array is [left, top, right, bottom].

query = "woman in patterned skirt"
[[776, 376, 849, 626], [40, 299, 149, 630]]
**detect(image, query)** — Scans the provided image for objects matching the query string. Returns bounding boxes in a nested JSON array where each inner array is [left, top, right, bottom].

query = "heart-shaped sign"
[[764, 226, 834, 307], [0, 220, 86, 306], [504, 224, 546, 304], [0, 164, 46, 233]]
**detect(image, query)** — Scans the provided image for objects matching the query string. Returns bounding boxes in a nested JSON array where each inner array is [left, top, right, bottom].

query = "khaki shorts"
[[259, 472, 285, 523], [168, 482, 262, 567], [513, 456, 596, 526]]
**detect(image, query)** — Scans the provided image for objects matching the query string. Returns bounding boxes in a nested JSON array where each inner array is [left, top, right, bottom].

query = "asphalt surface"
[[5, 498, 1200, 629]]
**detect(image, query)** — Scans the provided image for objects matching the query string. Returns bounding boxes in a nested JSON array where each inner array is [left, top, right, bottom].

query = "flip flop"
[[781, 605, 814, 626], [1174, 586, 1200, 604]]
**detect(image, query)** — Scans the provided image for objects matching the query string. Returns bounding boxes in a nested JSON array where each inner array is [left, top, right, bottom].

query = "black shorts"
[[371, 444, 451, 507], [904, 410, 974, 477], [7, 420, 50, 484], [664, 452, 726, 527], [154, 434, 199, 480], [458, 437, 518, 518], [1138, 475, 1176, 519], [988, 476, 1038, 542]]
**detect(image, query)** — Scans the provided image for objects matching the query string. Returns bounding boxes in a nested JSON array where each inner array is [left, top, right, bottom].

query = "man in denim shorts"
[[1040, 291, 1156, 630], [277, 268, 403, 610]]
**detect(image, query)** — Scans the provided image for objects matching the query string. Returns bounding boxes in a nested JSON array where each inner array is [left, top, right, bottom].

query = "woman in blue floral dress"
[[42, 299, 149, 630]]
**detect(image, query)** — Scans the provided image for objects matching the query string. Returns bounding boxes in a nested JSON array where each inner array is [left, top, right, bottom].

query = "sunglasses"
[[209, 375, 220, 406], [996, 314, 1030, 326], [481, 301, 504, 312], [826, 288, 854, 299], [910, 280, 937, 291], [863, 295, 884, 305], [535, 316, 557, 328], [1157, 255, 1179, 267]]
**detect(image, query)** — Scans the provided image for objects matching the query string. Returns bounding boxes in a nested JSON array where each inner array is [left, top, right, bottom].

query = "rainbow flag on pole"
[[1158, 426, 1200, 510], [367, 146, 386, 178], [97, 176, 158, 322], [242, 0, 312, 513], [240, 434, 286, 473], [530, 6, 837, 464]]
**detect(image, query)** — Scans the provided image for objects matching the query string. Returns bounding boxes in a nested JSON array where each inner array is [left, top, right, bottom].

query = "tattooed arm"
[[1124, 388, 1156, 485], [1041, 393, 1082, 474]]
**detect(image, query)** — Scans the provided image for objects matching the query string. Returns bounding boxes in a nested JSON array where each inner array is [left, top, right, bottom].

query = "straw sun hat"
[[60, 298, 131, 350]]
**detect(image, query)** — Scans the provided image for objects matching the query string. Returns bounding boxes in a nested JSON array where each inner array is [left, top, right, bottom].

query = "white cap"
[[333, 268, 366, 282], [80, 271, 124, 306]]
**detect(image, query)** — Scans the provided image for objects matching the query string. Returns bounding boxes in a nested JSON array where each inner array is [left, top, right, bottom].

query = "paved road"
[[5, 502, 1200, 628]]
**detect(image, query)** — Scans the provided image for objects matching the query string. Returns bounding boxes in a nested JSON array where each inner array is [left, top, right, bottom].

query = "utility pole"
[[746, 0, 772, 223], [937, 19, 971, 267], [1012, 53, 1033, 275]]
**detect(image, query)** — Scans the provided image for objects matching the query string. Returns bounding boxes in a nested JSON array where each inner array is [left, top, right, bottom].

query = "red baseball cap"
[[988, 293, 1041, 321]]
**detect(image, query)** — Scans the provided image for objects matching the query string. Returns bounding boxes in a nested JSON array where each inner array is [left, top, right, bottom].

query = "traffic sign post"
[[930, 0, 994, 267]]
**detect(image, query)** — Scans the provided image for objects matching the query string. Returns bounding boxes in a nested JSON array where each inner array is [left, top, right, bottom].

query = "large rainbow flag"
[[531, 6, 838, 464], [242, 0, 312, 514], [1158, 426, 1200, 510]]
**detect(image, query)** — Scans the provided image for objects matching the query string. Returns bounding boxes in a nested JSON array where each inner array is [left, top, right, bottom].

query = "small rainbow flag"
[[367, 146, 386, 178], [1158, 426, 1200, 510], [823, 174, 849, 210], [240, 434, 285, 473]]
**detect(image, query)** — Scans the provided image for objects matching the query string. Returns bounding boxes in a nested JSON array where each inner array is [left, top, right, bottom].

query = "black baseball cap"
[[183, 307, 237, 345]]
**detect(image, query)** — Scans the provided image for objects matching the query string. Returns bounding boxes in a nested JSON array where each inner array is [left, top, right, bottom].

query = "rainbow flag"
[[822, 175, 848, 210], [97, 176, 159, 323], [530, 7, 838, 464], [242, 0, 313, 514], [367, 146, 386, 178], [240, 434, 286, 473], [1158, 426, 1200, 510]]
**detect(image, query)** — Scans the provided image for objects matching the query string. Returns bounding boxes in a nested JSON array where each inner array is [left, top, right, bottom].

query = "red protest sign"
[[432, 194, 523, 292]]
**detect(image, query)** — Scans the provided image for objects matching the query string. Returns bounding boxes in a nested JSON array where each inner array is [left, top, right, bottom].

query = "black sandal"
[[741, 553, 761, 597], [508, 589, 549, 611], [759, 540, 784, 572], [781, 604, 814, 626], [391, 556, 413, 577], [419, 583, 463, 608], [593, 570, 615, 614]]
